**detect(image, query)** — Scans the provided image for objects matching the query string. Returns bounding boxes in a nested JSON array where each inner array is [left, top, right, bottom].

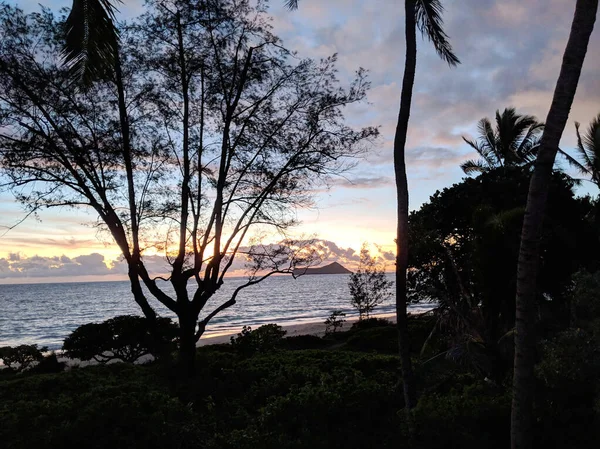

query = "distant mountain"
[[293, 262, 352, 276]]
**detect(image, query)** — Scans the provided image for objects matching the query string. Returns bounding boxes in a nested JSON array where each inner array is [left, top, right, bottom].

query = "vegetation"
[[0, 0, 599, 448], [2, 311, 600, 448], [0, 344, 47, 372], [324, 310, 347, 335], [511, 2, 598, 447], [348, 244, 393, 319], [62, 316, 178, 364], [0, 0, 377, 373]]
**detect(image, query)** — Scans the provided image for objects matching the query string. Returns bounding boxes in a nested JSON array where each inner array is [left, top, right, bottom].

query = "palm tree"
[[512, 1, 598, 448], [461, 108, 543, 175], [571, 113, 600, 186], [288, 0, 459, 410], [393, 0, 459, 410]]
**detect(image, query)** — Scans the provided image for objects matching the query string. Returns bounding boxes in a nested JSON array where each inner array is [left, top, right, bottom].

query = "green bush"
[[31, 352, 66, 374], [350, 317, 393, 331], [534, 328, 600, 448], [571, 270, 600, 330], [0, 344, 47, 372], [411, 381, 510, 449], [0, 365, 202, 449], [230, 324, 287, 355], [62, 316, 178, 364], [346, 326, 398, 353], [283, 335, 328, 350]]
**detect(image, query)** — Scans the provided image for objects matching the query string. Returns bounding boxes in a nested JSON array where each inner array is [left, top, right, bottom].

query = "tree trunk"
[[394, 0, 417, 410], [511, 2, 597, 448], [178, 312, 197, 377]]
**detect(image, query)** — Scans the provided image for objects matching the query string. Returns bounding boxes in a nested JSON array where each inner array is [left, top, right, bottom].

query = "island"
[[292, 262, 352, 276]]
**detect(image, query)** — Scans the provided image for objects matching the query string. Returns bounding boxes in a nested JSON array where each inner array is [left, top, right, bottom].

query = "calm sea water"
[[0, 274, 435, 350]]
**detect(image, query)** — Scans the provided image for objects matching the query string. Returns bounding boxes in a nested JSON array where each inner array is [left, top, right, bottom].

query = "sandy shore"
[[1, 312, 399, 370], [197, 312, 397, 346]]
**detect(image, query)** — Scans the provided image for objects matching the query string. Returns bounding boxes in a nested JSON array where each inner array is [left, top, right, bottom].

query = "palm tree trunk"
[[394, 0, 417, 410], [511, 2, 597, 448]]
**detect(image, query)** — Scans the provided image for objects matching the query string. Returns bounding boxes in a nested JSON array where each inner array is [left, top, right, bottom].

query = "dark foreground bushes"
[[2, 316, 599, 449]]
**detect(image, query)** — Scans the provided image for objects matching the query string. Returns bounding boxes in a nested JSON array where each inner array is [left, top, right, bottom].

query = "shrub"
[[412, 382, 511, 449], [283, 335, 328, 350], [350, 317, 393, 331], [534, 328, 600, 448], [0, 344, 47, 372], [230, 324, 287, 355], [346, 326, 398, 353], [324, 310, 346, 335], [62, 316, 178, 364], [32, 352, 66, 374], [571, 270, 600, 330]]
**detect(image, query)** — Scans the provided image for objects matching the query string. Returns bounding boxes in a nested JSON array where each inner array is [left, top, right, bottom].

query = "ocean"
[[0, 274, 435, 350]]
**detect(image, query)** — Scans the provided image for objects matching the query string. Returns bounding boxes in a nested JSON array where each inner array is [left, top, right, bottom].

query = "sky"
[[0, 0, 599, 283]]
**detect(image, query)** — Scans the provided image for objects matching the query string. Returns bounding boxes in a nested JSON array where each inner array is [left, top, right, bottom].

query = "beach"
[[198, 312, 398, 346]]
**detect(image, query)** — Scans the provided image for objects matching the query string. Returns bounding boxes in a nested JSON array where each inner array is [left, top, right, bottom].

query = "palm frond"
[[63, 0, 121, 85], [415, 0, 460, 66], [516, 123, 543, 159], [460, 159, 489, 175], [284, 0, 299, 10], [558, 146, 591, 177], [478, 118, 501, 165], [582, 113, 600, 166], [574, 121, 595, 170]]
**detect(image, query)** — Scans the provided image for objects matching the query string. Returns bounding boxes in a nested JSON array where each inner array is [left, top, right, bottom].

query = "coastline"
[[197, 312, 398, 346], [1, 309, 432, 369]]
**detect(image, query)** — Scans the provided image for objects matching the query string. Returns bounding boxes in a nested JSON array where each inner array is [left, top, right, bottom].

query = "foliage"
[[348, 244, 393, 319], [0, 344, 47, 372], [230, 324, 287, 355], [62, 316, 178, 364], [570, 270, 600, 329], [350, 317, 393, 331], [411, 382, 511, 449], [571, 112, 600, 186], [0, 364, 202, 449], [324, 310, 346, 335], [461, 107, 543, 174], [63, 0, 120, 84], [346, 326, 398, 353], [1, 314, 600, 449], [408, 167, 598, 379], [283, 335, 328, 350], [534, 328, 600, 448], [0, 1, 377, 370]]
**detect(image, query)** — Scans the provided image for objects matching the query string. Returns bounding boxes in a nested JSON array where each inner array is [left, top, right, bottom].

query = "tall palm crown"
[[461, 108, 543, 175], [288, 0, 459, 65], [572, 113, 600, 185]]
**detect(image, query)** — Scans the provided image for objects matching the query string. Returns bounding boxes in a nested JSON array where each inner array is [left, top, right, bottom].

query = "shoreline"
[[197, 312, 398, 346], [1, 309, 433, 369]]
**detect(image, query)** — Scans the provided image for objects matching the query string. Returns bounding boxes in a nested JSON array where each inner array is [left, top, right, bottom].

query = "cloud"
[[0, 252, 119, 279]]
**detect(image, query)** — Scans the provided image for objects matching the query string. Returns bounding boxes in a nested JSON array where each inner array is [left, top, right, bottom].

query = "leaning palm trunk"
[[394, 0, 418, 410], [511, 1, 598, 448]]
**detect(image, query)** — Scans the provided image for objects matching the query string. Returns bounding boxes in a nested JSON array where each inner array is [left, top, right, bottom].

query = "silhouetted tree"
[[461, 108, 543, 175], [512, 1, 598, 448], [349, 244, 393, 319], [0, 1, 377, 374], [409, 167, 597, 380]]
